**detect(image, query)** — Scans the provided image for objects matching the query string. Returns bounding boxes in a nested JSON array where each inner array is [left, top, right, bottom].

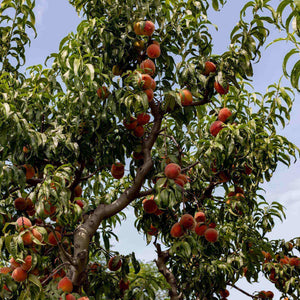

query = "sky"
[[20, 0, 300, 299]]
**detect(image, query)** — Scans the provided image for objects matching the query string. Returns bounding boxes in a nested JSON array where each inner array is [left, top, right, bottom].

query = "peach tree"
[[0, 0, 299, 299]]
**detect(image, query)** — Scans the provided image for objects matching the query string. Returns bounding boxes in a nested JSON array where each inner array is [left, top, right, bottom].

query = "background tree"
[[0, 0, 299, 299]]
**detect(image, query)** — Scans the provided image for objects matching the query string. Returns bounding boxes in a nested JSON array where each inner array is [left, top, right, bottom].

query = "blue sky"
[[24, 1, 300, 299]]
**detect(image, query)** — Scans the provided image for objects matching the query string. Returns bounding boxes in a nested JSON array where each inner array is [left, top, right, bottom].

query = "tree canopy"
[[0, 0, 299, 299]]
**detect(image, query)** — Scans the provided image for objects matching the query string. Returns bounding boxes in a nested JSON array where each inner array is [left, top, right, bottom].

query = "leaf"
[[73, 58, 81, 76], [290, 59, 300, 91], [28, 274, 42, 289]]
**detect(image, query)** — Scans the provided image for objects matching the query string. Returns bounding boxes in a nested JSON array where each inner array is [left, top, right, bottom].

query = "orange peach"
[[214, 81, 229, 95], [218, 107, 232, 122], [48, 231, 61, 246], [23, 164, 35, 180], [22, 231, 33, 246], [164, 163, 181, 179], [179, 214, 195, 230], [147, 44, 161, 59], [12, 267, 27, 282], [179, 89, 193, 106], [140, 59, 155, 76], [170, 222, 184, 238], [123, 117, 138, 130], [58, 277, 73, 293], [141, 74, 153, 89], [204, 228, 218, 243], [16, 216, 32, 231], [194, 211, 206, 223], [203, 61, 216, 75], [21, 255, 32, 272], [144, 88, 154, 102], [74, 185, 82, 197]]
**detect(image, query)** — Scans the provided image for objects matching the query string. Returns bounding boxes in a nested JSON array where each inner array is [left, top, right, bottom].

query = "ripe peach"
[[214, 81, 229, 95], [133, 22, 143, 35], [60, 295, 76, 300], [147, 44, 161, 59], [119, 279, 130, 291], [150, 77, 156, 91], [78, 297, 89, 300], [48, 231, 61, 246], [23, 146, 29, 153], [22, 231, 33, 245], [218, 107, 232, 122], [289, 257, 300, 267], [194, 223, 207, 236], [179, 89, 193, 106], [141, 21, 155, 36], [21, 255, 32, 272], [210, 121, 224, 136], [141, 74, 153, 89], [137, 113, 150, 125], [208, 222, 216, 228], [218, 171, 230, 183], [44, 203, 56, 216], [58, 277, 73, 293], [179, 214, 195, 230], [144, 88, 154, 102], [203, 61, 216, 76], [10, 257, 20, 269], [194, 211, 206, 223], [108, 256, 122, 271], [204, 228, 218, 243], [32, 228, 43, 242], [140, 59, 155, 76], [170, 222, 185, 238], [74, 185, 82, 197], [244, 164, 253, 175], [111, 163, 125, 179], [123, 117, 138, 130], [133, 125, 145, 137], [97, 86, 110, 99], [265, 291, 274, 298], [164, 163, 181, 179], [219, 289, 229, 297], [75, 199, 84, 208], [25, 198, 35, 211], [23, 164, 35, 180], [0, 267, 12, 274], [176, 174, 188, 184], [12, 267, 27, 282], [16, 216, 32, 231], [142, 197, 158, 214], [148, 224, 158, 236], [53, 268, 66, 279], [174, 178, 185, 187], [14, 197, 27, 211]]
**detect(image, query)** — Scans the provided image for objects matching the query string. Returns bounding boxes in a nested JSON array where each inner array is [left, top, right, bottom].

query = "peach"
[[179, 214, 195, 230], [144, 88, 154, 102], [133, 125, 145, 137], [140, 59, 155, 76], [111, 163, 125, 179], [176, 174, 188, 184], [123, 117, 138, 130], [14, 197, 27, 211], [53, 268, 66, 279], [44, 203, 56, 216], [25, 198, 35, 211], [208, 222, 216, 228], [133, 39, 145, 51], [150, 77, 156, 91], [119, 279, 130, 291], [194, 211, 206, 223], [12, 267, 27, 282], [112, 65, 122, 76], [148, 224, 158, 236], [210, 120, 224, 136], [21, 255, 32, 272], [219, 289, 229, 297], [16, 216, 32, 231], [23, 164, 35, 180], [203, 61, 216, 75], [179, 89, 193, 106], [97, 86, 110, 99], [10, 257, 20, 269], [141, 74, 153, 89], [22, 231, 33, 245], [204, 228, 218, 243], [147, 44, 161, 59], [174, 178, 185, 187], [32, 228, 43, 242], [244, 164, 252, 175], [170, 222, 185, 238], [214, 81, 229, 95], [58, 277, 73, 293], [133, 22, 143, 35], [218, 107, 232, 122], [142, 197, 158, 214], [74, 185, 82, 197], [194, 223, 207, 236], [137, 113, 150, 125], [48, 231, 61, 246], [265, 291, 274, 298], [141, 21, 155, 36], [75, 199, 84, 208], [0, 267, 12, 274], [108, 256, 122, 271], [133, 151, 144, 160], [164, 163, 181, 179], [289, 257, 300, 267], [78, 297, 89, 300]]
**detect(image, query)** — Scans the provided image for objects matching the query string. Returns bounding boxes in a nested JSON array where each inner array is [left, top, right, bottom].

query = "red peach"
[[144, 88, 154, 102], [220, 289, 229, 298], [142, 197, 158, 214], [218, 107, 232, 122], [111, 163, 125, 179], [9, 257, 20, 269], [140, 59, 155, 76], [194, 211, 206, 223], [179, 89, 193, 106], [204, 228, 218, 243], [21, 255, 32, 272], [170, 222, 185, 238], [32, 228, 43, 242], [123, 117, 138, 130], [14, 197, 27, 211], [48, 231, 61, 246], [141, 74, 153, 89], [164, 163, 181, 179], [58, 277, 73, 293], [23, 164, 35, 180], [214, 81, 229, 95], [74, 185, 82, 197], [148, 224, 158, 236], [119, 279, 130, 291], [210, 121, 224, 136], [203, 61, 216, 75], [0, 267, 12, 274], [12, 267, 27, 282], [137, 113, 150, 125], [108, 256, 122, 271], [141, 21, 155, 36], [133, 125, 145, 137], [16, 217, 32, 231], [179, 214, 195, 230], [147, 44, 161, 59], [194, 223, 207, 236], [75, 199, 84, 208], [97, 86, 110, 99], [22, 231, 33, 246]]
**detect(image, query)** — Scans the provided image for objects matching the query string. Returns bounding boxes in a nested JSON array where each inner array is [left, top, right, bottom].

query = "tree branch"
[[154, 243, 183, 300]]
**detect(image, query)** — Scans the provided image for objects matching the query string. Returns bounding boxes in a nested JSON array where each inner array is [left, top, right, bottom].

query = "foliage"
[[0, 0, 299, 299]]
